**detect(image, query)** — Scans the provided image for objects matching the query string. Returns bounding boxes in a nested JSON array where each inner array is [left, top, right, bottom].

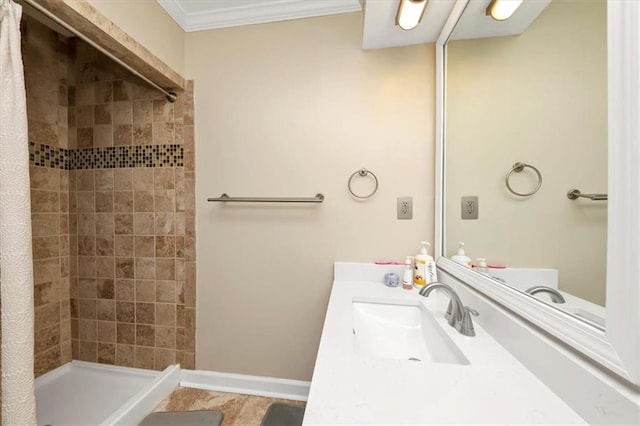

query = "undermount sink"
[[352, 300, 469, 365]]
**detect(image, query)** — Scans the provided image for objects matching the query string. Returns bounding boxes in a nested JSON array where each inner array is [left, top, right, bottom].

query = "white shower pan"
[[35, 361, 180, 426]]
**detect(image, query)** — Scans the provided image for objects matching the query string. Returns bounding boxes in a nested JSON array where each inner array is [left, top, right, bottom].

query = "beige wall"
[[446, 0, 607, 304], [85, 0, 185, 76], [186, 12, 435, 380]]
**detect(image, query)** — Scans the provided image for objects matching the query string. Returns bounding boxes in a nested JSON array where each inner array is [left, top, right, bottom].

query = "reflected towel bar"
[[567, 189, 608, 201], [207, 193, 325, 203]]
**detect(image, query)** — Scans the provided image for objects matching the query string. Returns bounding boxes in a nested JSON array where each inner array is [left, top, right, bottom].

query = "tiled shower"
[[22, 15, 196, 377]]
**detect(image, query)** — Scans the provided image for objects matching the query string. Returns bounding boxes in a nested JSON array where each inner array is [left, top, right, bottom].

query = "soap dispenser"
[[451, 242, 471, 267], [475, 258, 490, 275], [413, 241, 433, 289]]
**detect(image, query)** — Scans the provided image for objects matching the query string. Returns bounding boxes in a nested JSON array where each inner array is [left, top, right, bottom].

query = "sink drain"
[[408, 357, 421, 361]]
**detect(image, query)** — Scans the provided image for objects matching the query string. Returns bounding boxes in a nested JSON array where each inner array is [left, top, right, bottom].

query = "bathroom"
[[0, 0, 638, 425]]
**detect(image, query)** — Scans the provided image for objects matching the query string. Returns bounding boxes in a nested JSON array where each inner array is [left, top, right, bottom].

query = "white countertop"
[[303, 263, 586, 425]]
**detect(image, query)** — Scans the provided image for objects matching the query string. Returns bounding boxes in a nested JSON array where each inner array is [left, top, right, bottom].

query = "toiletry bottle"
[[475, 258, 490, 275], [402, 256, 414, 289], [451, 242, 471, 267], [413, 241, 433, 289], [425, 258, 438, 284]]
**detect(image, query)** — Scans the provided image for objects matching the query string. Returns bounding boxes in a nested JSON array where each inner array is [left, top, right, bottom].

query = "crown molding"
[[157, 0, 362, 32]]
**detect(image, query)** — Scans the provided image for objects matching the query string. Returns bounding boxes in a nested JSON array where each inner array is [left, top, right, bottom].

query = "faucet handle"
[[455, 306, 479, 337]]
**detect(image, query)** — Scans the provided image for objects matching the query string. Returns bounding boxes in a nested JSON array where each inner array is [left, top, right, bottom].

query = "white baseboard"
[[180, 369, 310, 402]]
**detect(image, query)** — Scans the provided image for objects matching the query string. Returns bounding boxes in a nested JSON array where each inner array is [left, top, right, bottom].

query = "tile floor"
[[153, 387, 306, 426]]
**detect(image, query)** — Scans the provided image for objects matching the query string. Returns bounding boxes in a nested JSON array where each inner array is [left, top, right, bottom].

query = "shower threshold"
[[35, 360, 180, 426]]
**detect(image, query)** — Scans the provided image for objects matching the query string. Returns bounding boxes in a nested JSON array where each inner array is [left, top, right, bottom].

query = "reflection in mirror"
[[445, 0, 607, 325]]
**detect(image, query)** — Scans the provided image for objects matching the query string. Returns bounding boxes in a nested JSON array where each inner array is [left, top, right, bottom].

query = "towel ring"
[[505, 162, 542, 197], [348, 168, 378, 199]]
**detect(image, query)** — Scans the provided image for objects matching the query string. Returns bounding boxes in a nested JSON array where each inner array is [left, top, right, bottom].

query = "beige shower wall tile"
[[29, 120, 59, 147], [115, 235, 134, 257], [155, 190, 175, 212], [35, 323, 61, 353], [96, 235, 114, 256], [116, 344, 134, 367], [156, 280, 175, 303], [114, 169, 133, 190], [30, 166, 59, 190], [98, 343, 116, 365], [35, 346, 62, 377], [31, 190, 59, 213], [94, 124, 113, 147], [33, 236, 60, 259], [77, 191, 95, 212], [135, 280, 155, 302], [114, 191, 134, 212], [135, 258, 155, 280], [97, 278, 115, 300], [77, 170, 95, 190], [113, 81, 133, 102], [35, 303, 60, 331], [154, 168, 175, 190], [133, 168, 154, 190], [155, 236, 175, 258], [135, 236, 155, 258], [77, 105, 93, 127], [114, 124, 133, 146], [135, 346, 154, 370], [133, 123, 152, 145], [113, 101, 132, 125], [156, 303, 176, 327], [96, 213, 115, 234], [34, 281, 60, 307], [32, 213, 59, 237], [95, 81, 113, 104], [133, 100, 153, 124], [134, 191, 154, 212], [134, 213, 155, 235], [116, 279, 135, 302], [34, 258, 60, 284], [95, 170, 115, 190]]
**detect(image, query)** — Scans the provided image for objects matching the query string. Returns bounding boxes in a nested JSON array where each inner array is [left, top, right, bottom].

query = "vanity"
[[303, 263, 585, 424]]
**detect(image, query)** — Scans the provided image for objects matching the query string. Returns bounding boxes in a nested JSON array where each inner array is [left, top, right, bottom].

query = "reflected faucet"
[[419, 283, 478, 337], [525, 285, 566, 303]]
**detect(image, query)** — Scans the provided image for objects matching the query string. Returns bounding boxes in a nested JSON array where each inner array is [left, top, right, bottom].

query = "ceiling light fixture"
[[486, 0, 523, 21], [396, 0, 429, 31]]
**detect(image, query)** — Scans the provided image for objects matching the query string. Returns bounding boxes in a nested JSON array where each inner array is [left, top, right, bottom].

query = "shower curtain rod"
[[19, 0, 177, 102]]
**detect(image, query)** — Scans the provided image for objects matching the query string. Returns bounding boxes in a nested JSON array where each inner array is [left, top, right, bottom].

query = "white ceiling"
[[156, 0, 363, 32]]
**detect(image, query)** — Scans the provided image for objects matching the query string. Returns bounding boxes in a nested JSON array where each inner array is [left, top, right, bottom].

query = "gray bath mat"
[[261, 403, 305, 426], [139, 410, 223, 426]]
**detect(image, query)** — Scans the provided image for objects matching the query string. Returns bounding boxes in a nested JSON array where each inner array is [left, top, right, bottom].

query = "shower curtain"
[[0, 0, 37, 424]]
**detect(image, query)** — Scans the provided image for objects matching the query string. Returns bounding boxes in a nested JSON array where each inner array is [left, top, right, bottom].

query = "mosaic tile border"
[[29, 142, 184, 170]]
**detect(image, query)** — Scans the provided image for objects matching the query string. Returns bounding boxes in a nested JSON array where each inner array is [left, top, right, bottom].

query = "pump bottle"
[[451, 242, 471, 267], [413, 241, 433, 289]]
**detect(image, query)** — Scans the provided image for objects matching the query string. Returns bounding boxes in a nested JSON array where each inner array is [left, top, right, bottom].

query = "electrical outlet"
[[461, 196, 478, 219], [397, 197, 413, 220]]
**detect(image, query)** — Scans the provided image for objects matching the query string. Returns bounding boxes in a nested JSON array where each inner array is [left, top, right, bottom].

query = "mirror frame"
[[435, 0, 640, 385]]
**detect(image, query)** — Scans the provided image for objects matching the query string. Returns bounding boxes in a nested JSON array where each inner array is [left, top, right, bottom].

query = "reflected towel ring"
[[348, 168, 379, 199], [505, 162, 542, 197]]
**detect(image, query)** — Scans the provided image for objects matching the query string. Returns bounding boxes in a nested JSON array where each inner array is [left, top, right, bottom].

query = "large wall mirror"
[[435, 0, 640, 385], [446, 0, 607, 324]]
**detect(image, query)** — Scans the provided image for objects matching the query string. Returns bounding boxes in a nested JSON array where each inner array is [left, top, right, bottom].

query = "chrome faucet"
[[419, 283, 478, 337], [525, 285, 566, 303]]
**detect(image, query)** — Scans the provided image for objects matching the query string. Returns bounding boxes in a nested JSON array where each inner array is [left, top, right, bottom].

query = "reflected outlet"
[[461, 196, 478, 219]]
